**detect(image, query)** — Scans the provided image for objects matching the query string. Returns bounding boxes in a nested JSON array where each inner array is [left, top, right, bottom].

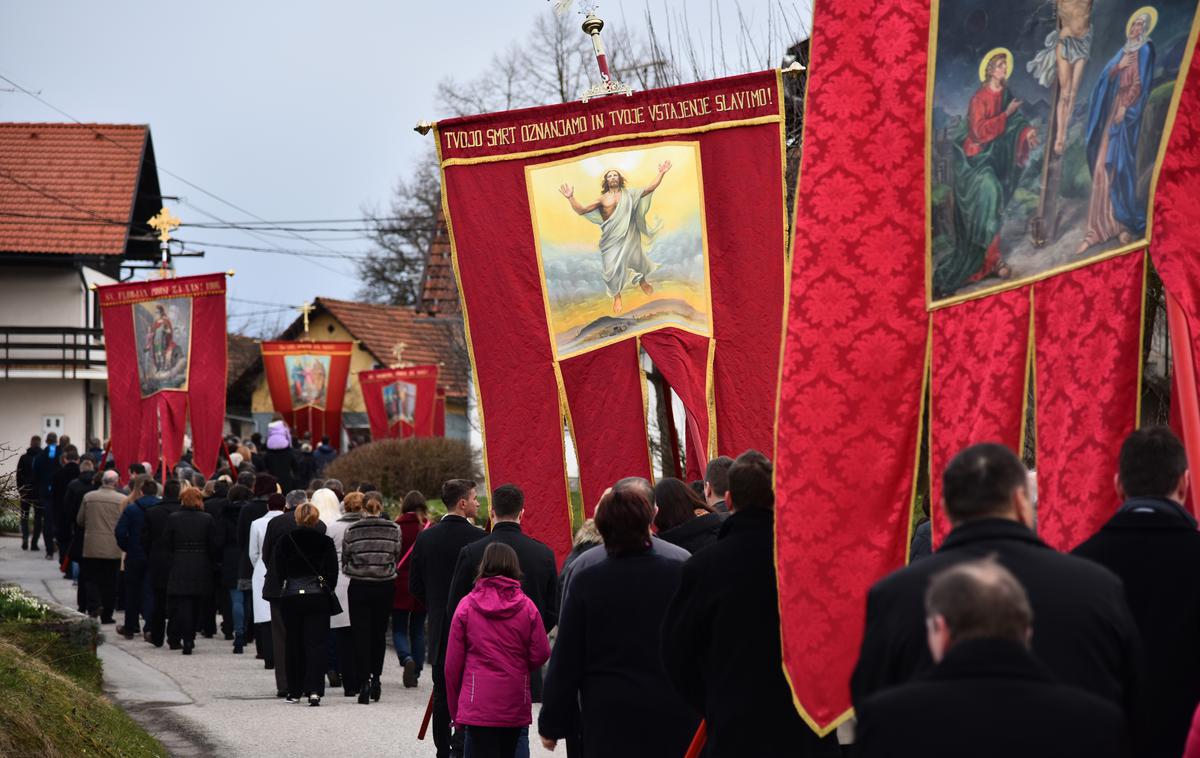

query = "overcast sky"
[[2, 1, 810, 333]]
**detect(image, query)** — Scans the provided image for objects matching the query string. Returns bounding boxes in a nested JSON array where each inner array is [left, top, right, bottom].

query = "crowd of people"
[[11, 422, 1200, 757]]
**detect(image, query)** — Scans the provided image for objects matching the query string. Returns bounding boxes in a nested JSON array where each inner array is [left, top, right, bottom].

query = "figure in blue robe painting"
[[1077, 8, 1157, 253]]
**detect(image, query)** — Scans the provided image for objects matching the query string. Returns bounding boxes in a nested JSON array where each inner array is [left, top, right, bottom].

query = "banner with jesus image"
[[437, 70, 789, 557], [261, 341, 352, 449], [359, 364, 440, 440]]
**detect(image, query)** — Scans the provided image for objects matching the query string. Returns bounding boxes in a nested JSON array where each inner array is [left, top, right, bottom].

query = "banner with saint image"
[[261, 341, 352, 449], [359, 364, 440, 440]]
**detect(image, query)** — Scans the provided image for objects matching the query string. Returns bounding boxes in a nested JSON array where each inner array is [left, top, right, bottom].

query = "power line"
[[175, 237, 370, 259]]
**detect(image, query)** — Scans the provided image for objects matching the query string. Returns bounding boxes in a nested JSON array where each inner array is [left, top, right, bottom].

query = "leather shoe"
[[115, 626, 137, 640]]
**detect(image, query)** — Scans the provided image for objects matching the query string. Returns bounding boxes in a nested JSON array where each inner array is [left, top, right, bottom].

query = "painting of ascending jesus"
[[133, 297, 191, 396], [284, 354, 330, 409], [527, 141, 712, 359], [928, 0, 1199, 305]]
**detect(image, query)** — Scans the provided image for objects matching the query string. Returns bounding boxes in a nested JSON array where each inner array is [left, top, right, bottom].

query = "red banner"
[[359, 364, 440, 439], [433, 387, 447, 438], [438, 70, 788, 559], [260, 341, 352, 449], [98, 272, 227, 477]]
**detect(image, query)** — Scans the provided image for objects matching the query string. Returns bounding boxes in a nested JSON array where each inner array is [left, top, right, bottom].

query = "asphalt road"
[[0, 533, 555, 757]]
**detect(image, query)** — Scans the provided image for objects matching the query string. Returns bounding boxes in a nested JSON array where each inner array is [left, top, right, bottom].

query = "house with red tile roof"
[[235, 297, 471, 443], [0, 122, 166, 452]]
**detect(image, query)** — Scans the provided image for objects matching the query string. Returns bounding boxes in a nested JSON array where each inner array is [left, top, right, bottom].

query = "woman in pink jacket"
[[445, 542, 551, 758]]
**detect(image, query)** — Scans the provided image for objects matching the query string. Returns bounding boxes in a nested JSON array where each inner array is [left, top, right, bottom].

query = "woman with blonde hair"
[[311, 487, 342, 528]]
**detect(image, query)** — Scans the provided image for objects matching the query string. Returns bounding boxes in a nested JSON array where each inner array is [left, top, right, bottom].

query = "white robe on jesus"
[[584, 187, 661, 298]]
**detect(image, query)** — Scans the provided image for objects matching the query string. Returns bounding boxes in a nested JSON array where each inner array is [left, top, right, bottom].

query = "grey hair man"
[[76, 468, 127, 622]]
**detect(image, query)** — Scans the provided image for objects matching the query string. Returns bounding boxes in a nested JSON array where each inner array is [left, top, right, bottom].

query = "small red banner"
[[261, 341, 352, 449], [359, 364, 440, 440]]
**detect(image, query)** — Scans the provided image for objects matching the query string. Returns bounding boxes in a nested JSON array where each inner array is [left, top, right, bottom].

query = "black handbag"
[[281, 533, 343, 616]]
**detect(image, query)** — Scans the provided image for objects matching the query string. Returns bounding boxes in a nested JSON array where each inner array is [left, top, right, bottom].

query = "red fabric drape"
[[930, 288, 1031, 545], [640, 330, 712, 482], [1035, 252, 1144, 550], [359, 365, 440, 440], [434, 388, 447, 438], [260, 341, 352, 450], [774, 0, 931, 733], [188, 287, 227, 475], [560, 339, 653, 516]]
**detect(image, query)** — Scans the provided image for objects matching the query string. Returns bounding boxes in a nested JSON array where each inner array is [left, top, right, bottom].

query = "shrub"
[[322, 437, 480, 501]]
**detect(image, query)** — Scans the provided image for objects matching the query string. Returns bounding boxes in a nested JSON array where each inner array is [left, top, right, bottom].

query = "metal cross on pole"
[[297, 302, 316, 336], [147, 206, 181, 276], [392, 341, 408, 368]]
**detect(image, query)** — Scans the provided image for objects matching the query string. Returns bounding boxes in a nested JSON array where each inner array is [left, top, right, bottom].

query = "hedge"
[[321, 437, 480, 500]]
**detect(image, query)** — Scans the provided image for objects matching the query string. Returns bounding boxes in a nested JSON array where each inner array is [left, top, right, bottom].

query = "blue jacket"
[[115, 495, 159, 562]]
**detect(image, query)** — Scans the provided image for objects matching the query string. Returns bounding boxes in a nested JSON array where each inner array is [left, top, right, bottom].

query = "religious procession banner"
[[775, 0, 1200, 736], [433, 387, 447, 438], [98, 273, 227, 477], [437, 70, 789, 555], [359, 364, 440, 440], [260, 341, 352, 448]]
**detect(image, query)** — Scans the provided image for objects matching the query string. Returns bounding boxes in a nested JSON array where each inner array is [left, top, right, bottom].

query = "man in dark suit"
[[703, 455, 733, 514], [855, 558, 1124, 757], [409, 479, 485, 758], [1074, 426, 1200, 758], [142, 478, 183, 648], [51, 445, 81, 566], [851, 443, 1144, 731], [236, 472, 278, 651], [662, 450, 839, 757]]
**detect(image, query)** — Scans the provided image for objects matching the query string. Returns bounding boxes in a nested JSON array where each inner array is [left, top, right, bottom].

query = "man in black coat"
[[446, 484, 558, 696], [855, 558, 1124, 758], [236, 472, 278, 648], [142, 478, 184, 648], [201, 480, 231, 638], [262, 489, 322, 697], [1073, 426, 1200, 758], [851, 443, 1144, 735], [409, 479, 485, 758], [51, 445, 81, 564], [15, 435, 41, 551], [703, 455, 733, 514], [31, 431, 61, 557], [662, 450, 840, 757]]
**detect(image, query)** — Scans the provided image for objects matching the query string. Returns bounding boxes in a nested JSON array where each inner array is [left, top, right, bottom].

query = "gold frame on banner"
[[923, 0, 1200, 311], [132, 295, 195, 399]]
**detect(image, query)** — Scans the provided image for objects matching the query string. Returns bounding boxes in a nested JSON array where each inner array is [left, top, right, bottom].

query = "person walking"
[[410, 479, 487, 758], [662, 451, 840, 757], [447, 543, 551, 758], [51, 445, 81, 562], [248, 493, 285, 672], [201, 479, 232, 640], [237, 473, 279, 652], [1073, 426, 1200, 758], [342, 494, 402, 704], [263, 489, 323, 697], [75, 469, 125, 622], [15, 435, 42, 551], [63, 458, 97, 610], [312, 435, 337, 475], [653, 477, 724, 554], [143, 479, 184, 648], [272, 502, 339, 706], [326, 490, 365, 697], [539, 487, 698, 757], [32, 431, 62, 558], [854, 559, 1123, 758], [393, 491, 429, 687], [219, 484, 251, 653], [165, 488, 221, 654], [114, 479, 159, 639]]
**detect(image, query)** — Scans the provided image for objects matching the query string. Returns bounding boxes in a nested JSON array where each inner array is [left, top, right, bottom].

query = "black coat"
[[293, 453, 317, 489], [657, 512, 724, 554], [447, 521, 559, 699], [264, 449, 294, 491], [1073, 498, 1200, 758], [662, 508, 840, 757], [409, 514, 486, 666], [64, 472, 95, 561], [540, 550, 698, 758], [51, 461, 79, 514], [851, 518, 1144, 724], [262, 509, 326, 600], [143, 499, 182, 589], [271, 526, 338, 615], [236, 497, 269, 581], [165, 509, 221, 596], [218, 500, 246, 589], [16, 445, 40, 504], [855, 639, 1123, 758]]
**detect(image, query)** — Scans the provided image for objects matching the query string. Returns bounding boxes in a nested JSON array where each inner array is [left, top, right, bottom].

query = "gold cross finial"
[[392, 341, 407, 367], [297, 302, 316, 334], [147, 207, 182, 244]]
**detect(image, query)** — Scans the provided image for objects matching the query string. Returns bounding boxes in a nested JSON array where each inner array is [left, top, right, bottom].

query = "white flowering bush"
[[0, 585, 50, 622]]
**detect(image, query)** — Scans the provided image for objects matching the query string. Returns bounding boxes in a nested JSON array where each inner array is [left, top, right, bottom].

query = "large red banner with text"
[[98, 273, 227, 477], [438, 70, 789, 559], [359, 364, 440, 440], [261, 341, 352, 449]]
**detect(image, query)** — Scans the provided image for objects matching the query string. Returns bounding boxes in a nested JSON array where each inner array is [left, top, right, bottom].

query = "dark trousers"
[[82, 557, 119, 620], [55, 518, 74, 563], [32, 496, 53, 552], [19, 497, 33, 540], [217, 586, 232, 636], [255, 620, 272, 662], [270, 602, 289, 693], [464, 726, 520, 758], [149, 586, 178, 647], [433, 662, 465, 757], [348, 580, 392, 681], [281, 599, 329, 698], [335, 626, 361, 695], [171, 594, 201, 644], [123, 558, 147, 632]]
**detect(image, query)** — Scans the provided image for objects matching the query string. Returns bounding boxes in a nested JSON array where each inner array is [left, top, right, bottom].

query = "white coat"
[[325, 513, 362, 629], [248, 510, 283, 622]]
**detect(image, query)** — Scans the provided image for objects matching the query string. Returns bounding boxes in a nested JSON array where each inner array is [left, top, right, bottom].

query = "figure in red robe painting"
[[933, 48, 1040, 299]]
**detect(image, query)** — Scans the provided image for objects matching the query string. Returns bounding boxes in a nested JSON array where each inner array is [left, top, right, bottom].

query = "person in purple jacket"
[[444, 542, 550, 758]]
